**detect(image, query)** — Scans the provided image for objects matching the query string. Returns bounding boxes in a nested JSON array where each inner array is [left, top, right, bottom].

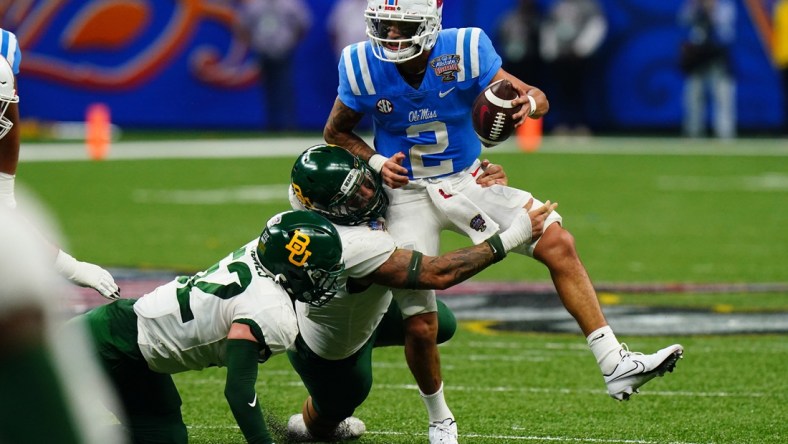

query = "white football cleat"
[[286, 413, 366, 442], [604, 343, 684, 401], [429, 418, 458, 444]]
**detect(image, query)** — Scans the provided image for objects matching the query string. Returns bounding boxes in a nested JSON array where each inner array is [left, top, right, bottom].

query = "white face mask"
[[0, 59, 19, 140], [364, 0, 443, 63]]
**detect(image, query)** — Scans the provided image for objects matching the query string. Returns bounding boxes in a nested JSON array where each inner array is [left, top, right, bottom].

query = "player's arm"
[[224, 322, 274, 444], [490, 68, 549, 122], [324, 96, 410, 188], [324, 96, 373, 158], [361, 199, 557, 289]]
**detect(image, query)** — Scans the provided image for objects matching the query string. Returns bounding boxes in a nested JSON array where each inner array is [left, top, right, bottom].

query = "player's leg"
[[374, 299, 457, 347], [286, 335, 369, 441], [468, 181, 683, 400], [683, 72, 705, 137], [386, 189, 457, 443], [82, 300, 188, 443], [0, 307, 84, 444]]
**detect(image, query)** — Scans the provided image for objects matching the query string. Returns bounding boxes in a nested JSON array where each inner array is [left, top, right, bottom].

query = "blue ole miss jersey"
[[338, 28, 501, 179]]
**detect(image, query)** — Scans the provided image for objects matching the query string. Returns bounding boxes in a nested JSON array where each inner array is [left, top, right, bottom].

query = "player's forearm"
[[323, 97, 377, 161], [324, 126, 376, 161], [373, 245, 496, 290], [224, 339, 273, 444], [416, 243, 498, 289]]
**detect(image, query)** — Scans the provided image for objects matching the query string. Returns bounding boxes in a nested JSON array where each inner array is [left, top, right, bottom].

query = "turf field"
[[17, 135, 788, 443]]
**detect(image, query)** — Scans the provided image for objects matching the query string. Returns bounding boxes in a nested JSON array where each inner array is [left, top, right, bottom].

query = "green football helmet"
[[290, 144, 389, 226], [256, 210, 344, 307]]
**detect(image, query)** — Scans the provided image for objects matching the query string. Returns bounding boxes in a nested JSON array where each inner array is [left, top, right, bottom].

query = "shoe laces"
[[619, 343, 644, 359], [431, 418, 456, 435]]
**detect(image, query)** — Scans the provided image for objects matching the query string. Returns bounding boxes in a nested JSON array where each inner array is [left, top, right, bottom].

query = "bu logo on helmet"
[[292, 183, 313, 208], [286, 230, 312, 266]]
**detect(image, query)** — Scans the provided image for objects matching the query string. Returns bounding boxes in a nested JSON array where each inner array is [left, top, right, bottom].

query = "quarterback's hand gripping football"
[[54, 250, 121, 300]]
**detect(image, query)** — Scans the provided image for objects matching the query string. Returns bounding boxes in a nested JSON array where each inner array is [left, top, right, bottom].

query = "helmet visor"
[[368, 18, 423, 39]]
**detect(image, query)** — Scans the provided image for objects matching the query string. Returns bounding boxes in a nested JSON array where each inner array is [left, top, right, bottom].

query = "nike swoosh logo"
[[590, 333, 605, 344], [248, 394, 257, 407], [438, 87, 455, 98], [0, 81, 6, 85], [606, 359, 647, 381]]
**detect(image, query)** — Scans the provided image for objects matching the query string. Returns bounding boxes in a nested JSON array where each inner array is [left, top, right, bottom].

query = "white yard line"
[[19, 136, 788, 162]]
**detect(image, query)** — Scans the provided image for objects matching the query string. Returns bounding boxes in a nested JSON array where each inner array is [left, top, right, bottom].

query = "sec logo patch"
[[376, 98, 393, 114]]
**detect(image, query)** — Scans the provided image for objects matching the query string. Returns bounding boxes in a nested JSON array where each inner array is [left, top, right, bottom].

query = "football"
[[471, 79, 521, 147]]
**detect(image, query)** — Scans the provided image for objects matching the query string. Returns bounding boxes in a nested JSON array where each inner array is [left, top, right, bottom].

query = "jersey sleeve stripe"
[[357, 42, 376, 95], [469, 27, 481, 79], [0, 30, 20, 75], [343, 45, 362, 96], [456, 28, 467, 82]]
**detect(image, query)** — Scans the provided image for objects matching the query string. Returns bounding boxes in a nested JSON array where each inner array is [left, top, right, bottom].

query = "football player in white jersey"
[[285, 144, 555, 442], [70, 210, 344, 444], [323, 1, 684, 441], [0, 28, 120, 300]]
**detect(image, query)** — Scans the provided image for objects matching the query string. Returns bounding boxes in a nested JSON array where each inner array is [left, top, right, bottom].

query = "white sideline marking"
[[184, 425, 714, 444], [368, 430, 714, 444], [273, 380, 767, 398], [132, 184, 289, 204], [19, 136, 788, 162], [657, 173, 788, 191], [368, 383, 766, 399]]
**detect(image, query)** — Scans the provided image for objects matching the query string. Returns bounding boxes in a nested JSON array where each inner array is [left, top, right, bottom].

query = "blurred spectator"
[[327, 0, 369, 61], [774, 0, 788, 134], [678, 0, 736, 139], [0, 202, 126, 444], [234, 0, 313, 132], [540, 0, 607, 136], [497, 0, 545, 87]]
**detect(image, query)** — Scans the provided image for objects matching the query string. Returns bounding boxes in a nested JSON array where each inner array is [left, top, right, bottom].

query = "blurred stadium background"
[[3, 0, 784, 135]]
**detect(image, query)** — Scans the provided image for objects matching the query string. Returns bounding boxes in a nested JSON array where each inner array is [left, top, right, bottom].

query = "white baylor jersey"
[[296, 222, 396, 360], [134, 239, 298, 374]]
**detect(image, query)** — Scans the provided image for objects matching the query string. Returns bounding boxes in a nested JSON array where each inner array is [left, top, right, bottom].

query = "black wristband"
[[485, 234, 507, 262], [406, 250, 424, 289]]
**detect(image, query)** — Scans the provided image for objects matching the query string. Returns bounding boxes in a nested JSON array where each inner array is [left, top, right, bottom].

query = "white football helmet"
[[0, 58, 19, 140], [365, 0, 443, 63]]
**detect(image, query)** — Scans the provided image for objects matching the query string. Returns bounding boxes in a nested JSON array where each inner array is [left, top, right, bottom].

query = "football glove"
[[54, 250, 120, 300]]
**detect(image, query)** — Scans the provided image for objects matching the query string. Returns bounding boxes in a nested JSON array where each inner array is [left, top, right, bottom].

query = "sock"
[[586, 326, 623, 375], [420, 382, 453, 423]]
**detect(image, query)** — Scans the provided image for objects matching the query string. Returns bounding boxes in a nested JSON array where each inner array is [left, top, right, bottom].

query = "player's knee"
[[436, 300, 457, 344], [536, 225, 579, 264], [404, 312, 438, 341], [304, 396, 353, 438]]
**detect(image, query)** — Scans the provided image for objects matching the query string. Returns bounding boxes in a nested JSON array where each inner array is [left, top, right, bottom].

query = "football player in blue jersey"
[[0, 28, 120, 300], [323, 1, 684, 441]]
